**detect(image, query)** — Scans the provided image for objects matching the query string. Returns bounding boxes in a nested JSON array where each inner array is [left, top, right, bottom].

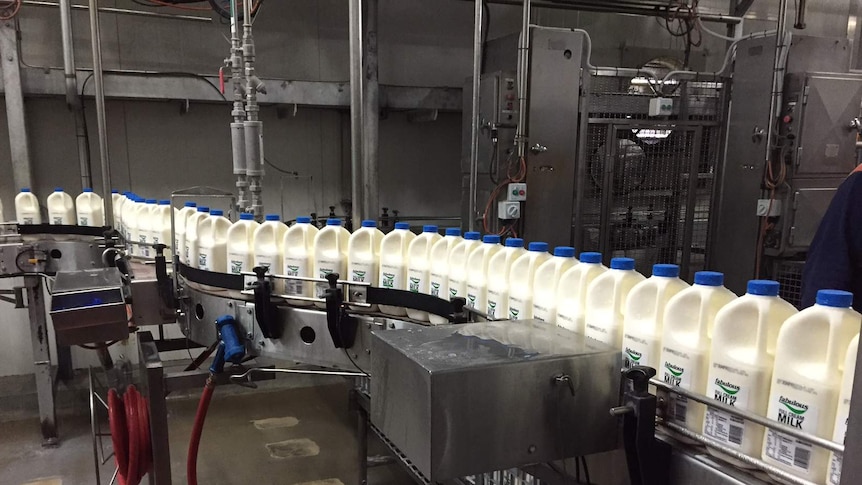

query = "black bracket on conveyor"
[[325, 273, 358, 349], [153, 244, 175, 310], [252, 266, 281, 339], [365, 287, 468, 323], [613, 366, 670, 485]]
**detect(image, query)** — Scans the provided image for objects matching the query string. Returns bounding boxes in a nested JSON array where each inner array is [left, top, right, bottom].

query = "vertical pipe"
[[0, 21, 33, 192], [88, 0, 113, 226], [243, 0, 264, 217], [60, 0, 91, 191], [763, 0, 788, 172], [515, 0, 531, 158], [230, 0, 248, 212], [467, 0, 483, 231], [349, 0, 364, 222], [362, 0, 379, 222]]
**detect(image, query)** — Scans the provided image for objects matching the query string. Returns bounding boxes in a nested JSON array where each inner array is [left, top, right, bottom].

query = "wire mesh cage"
[[773, 259, 806, 308]]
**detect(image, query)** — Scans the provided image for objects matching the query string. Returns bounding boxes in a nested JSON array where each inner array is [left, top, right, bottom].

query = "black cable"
[[81, 70, 227, 102], [265, 157, 299, 176], [580, 456, 591, 485], [488, 141, 499, 185], [78, 340, 120, 350], [480, 0, 490, 73]]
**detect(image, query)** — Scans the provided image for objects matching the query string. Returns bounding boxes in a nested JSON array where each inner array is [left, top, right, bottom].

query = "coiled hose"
[[187, 376, 216, 485], [108, 386, 152, 485]]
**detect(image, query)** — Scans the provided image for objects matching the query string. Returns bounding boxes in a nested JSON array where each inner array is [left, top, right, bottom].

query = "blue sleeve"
[[801, 173, 862, 309]]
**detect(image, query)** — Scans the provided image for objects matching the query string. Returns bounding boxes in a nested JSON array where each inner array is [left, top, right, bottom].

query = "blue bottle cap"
[[112, 189, 119, 194], [240, 213, 254, 220], [54, 187, 64, 192], [423, 225, 438, 233], [20, 187, 30, 193], [694, 271, 724, 287], [296, 216, 312, 224], [184, 201, 197, 208], [198, 206, 210, 213], [210, 209, 224, 216], [528, 242, 549, 252], [579, 252, 602, 264], [394, 222, 410, 230], [653, 264, 680, 278], [326, 218, 342, 226], [445, 228, 461, 237], [610, 257, 636, 270], [505, 238, 524, 248], [361, 220, 377, 228], [265, 214, 281, 221], [464, 231, 481, 241], [554, 246, 576, 258], [483, 235, 501, 244], [816, 289, 854, 308], [145, 199, 157, 204], [83, 187, 93, 193], [747, 280, 780, 297], [159, 200, 170, 205]]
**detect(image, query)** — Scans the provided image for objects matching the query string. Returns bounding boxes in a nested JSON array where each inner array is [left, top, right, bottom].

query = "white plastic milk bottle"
[[15, 188, 41, 224], [763, 290, 861, 481], [660, 271, 737, 435], [827, 333, 859, 485], [313, 218, 351, 308], [507, 242, 551, 320], [47, 188, 75, 225], [282, 216, 318, 305], [184, 206, 210, 267], [622, 264, 690, 369], [428, 228, 463, 324], [133, 199, 153, 257], [139, 199, 158, 258], [347, 220, 384, 311], [406, 225, 443, 321], [447, 231, 482, 306], [485, 238, 526, 320], [584, 257, 645, 348], [254, 214, 287, 273], [122, 194, 139, 248], [378, 222, 416, 316], [175, 202, 197, 263], [111, 190, 123, 228], [532, 246, 578, 323], [124, 197, 141, 257], [465, 235, 502, 314], [556, 252, 608, 333], [152, 200, 173, 259], [227, 213, 259, 274], [703, 280, 797, 465], [197, 209, 230, 272]]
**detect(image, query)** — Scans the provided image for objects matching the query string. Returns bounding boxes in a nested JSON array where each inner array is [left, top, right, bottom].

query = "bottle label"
[[704, 375, 751, 448], [79, 217, 88, 226], [380, 263, 403, 290], [23, 217, 33, 224], [53, 216, 63, 225], [283, 257, 308, 296], [532, 303, 551, 322], [764, 393, 818, 472], [486, 288, 505, 319], [407, 268, 425, 294], [141, 235, 150, 257], [227, 252, 248, 275], [350, 261, 375, 283], [198, 250, 210, 270], [429, 271, 446, 298], [828, 401, 850, 485], [661, 347, 699, 424], [315, 259, 343, 298]]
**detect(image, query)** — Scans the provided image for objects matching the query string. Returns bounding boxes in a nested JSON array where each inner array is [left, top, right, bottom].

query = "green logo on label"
[[352, 270, 366, 282], [509, 308, 519, 319], [664, 363, 684, 377], [409, 277, 420, 292], [430, 282, 440, 297], [286, 265, 300, 276], [449, 288, 458, 297], [625, 350, 642, 362], [780, 396, 809, 415], [382, 273, 395, 288], [716, 380, 740, 396]]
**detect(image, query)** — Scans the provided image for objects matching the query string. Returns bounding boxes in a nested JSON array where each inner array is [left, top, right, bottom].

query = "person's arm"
[[801, 173, 862, 308]]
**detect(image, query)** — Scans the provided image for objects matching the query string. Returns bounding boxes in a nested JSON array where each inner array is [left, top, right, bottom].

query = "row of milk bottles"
[[112, 192, 174, 259], [12, 187, 107, 226], [586, 259, 860, 485]]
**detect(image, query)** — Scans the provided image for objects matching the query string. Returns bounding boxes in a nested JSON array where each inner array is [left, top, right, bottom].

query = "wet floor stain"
[[266, 438, 320, 459], [252, 416, 300, 430]]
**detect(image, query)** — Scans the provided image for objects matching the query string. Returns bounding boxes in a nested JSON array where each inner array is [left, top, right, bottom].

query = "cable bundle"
[[108, 386, 152, 485]]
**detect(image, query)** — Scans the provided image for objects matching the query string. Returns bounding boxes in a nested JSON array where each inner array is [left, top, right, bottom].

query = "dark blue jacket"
[[801, 171, 862, 311]]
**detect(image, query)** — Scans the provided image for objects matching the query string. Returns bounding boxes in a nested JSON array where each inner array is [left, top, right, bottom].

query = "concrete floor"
[[0, 379, 413, 485]]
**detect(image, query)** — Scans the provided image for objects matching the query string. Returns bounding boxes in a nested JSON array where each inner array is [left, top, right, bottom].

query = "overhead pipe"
[[88, 0, 113, 226], [515, 0, 531, 158], [228, 0, 248, 212], [59, 0, 92, 191], [467, 0, 483, 231], [764, 0, 790, 171], [460, 0, 742, 24], [362, 0, 379, 221], [794, 0, 806, 29], [349, 0, 364, 222], [24, 0, 212, 22]]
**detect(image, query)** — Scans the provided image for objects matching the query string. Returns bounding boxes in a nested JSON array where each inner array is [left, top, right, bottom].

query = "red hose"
[[108, 386, 152, 485], [187, 377, 216, 485]]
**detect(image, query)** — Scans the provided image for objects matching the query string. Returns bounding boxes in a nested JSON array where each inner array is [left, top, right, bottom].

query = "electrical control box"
[[506, 183, 527, 201], [648, 97, 673, 117], [498, 201, 521, 220]]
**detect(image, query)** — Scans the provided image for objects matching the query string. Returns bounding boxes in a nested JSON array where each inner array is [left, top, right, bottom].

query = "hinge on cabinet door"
[[802, 84, 810, 105]]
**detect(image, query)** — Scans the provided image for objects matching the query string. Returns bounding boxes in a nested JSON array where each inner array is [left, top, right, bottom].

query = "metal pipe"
[[242, 0, 264, 217], [88, 0, 113, 225], [763, 0, 790, 179], [794, 0, 807, 29], [467, 0, 483, 231], [459, 0, 742, 24], [349, 0, 364, 222], [229, 0, 248, 212], [24, 0, 212, 22], [60, 0, 92, 191], [515, 0, 531, 158], [1, 21, 33, 192], [361, 0, 379, 222]]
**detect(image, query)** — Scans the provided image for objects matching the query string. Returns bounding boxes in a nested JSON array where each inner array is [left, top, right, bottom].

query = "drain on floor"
[[266, 438, 320, 459], [252, 416, 300, 430]]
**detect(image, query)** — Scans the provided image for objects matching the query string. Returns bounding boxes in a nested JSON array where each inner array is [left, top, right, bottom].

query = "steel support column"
[[0, 20, 33, 191], [467, 0, 483, 231], [361, 0, 379, 223], [88, 0, 114, 226], [25, 275, 57, 446], [349, 0, 364, 222]]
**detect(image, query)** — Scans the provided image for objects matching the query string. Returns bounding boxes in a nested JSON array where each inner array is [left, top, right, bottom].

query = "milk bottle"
[[139, 199, 158, 258], [556, 252, 608, 333], [622, 264, 690, 369], [227, 213, 259, 274], [175, 202, 197, 263], [763, 290, 861, 481], [313, 218, 351, 308], [347, 220, 384, 311], [704, 280, 797, 465], [465, 235, 502, 314], [507, 242, 551, 320], [125, 197, 141, 256], [197, 209, 230, 272], [121, 194, 139, 246], [76, 188, 105, 227], [584, 257, 645, 348], [447, 231, 482, 305], [47, 188, 75, 225], [484, 238, 526, 320], [151, 200, 172, 258], [111, 190, 123, 228], [378, 222, 416, 316], [827, 334, 859, 485], [660, 271, 736, 436], [428, 228, 463, 324], [15, 188, 41, 224], [254, 214, 287, 273], [184, 206, 210, 267], [532, 246, 578, 323], [131, 198, 152, 257], [406, 225, 443, 321], [282, 216, 318, 305]]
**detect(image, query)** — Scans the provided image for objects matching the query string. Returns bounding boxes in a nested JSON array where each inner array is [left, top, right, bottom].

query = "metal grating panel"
[[773, 259, 805, 309]]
